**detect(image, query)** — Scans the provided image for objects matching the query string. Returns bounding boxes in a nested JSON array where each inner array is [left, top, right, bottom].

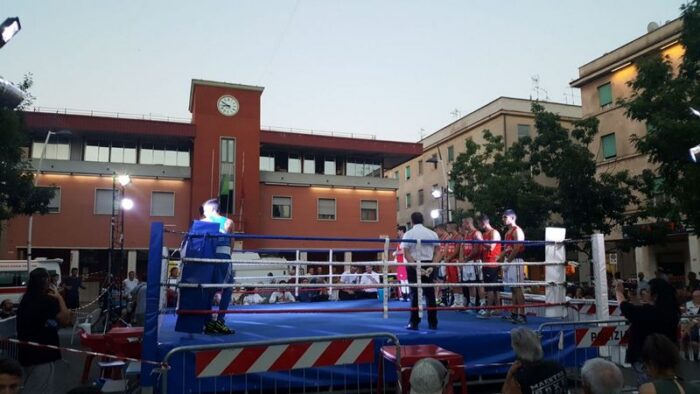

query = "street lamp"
[[27, 129, 72, 273], [0, 17, 21, 49], [426, 151, 453, 222], [430, 209, 440, 220], [105, 173, 132, 331]]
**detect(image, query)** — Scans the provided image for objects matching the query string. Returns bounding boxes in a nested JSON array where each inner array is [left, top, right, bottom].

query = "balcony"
[[29, 159, 191, 179], [260, 171, 398, 190]]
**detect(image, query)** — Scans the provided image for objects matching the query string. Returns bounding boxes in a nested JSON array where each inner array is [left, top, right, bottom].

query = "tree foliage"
[[451, 103, 638, 255], [0, 74, 54, 224], [619, 0, 700, 241]]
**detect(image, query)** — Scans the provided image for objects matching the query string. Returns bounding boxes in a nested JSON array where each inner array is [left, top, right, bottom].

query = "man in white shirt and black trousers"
[[401, 212, 441, 330]]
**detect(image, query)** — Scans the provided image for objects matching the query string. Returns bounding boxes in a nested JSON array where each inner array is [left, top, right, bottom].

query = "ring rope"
[[170, 281, 561, 289], [178, 257, 564, 267]]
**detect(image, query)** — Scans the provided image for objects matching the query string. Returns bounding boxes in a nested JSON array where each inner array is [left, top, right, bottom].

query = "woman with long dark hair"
[[639, 334, 700, 393], [16, 268, 72, 393], [616, 277, 680, 383]]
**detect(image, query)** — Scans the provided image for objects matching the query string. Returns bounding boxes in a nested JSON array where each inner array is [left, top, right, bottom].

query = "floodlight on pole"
[[691, 107, 700, 118], [117, 174, 131, 187], [430, 209, 441, 219], [120, 197, 134, 211], [0, 17, 20, 49], [431, 189, 442, 199]]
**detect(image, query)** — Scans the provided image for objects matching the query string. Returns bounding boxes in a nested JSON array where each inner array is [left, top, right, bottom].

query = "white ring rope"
[[171, 281, 561, 289], [177, 257, 564, 267]]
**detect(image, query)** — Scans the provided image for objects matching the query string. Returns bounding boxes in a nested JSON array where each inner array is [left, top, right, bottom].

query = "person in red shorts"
[[433, 224, 449, 306], [461, 216, 485, 313], [394, 225, 410, 301], [478, 213, 502, 318], [445, 222, 464, 307], [499, 209, 527, 324]]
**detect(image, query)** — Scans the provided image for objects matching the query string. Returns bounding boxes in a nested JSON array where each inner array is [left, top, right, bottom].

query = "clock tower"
[[188, 79, 263, 235]]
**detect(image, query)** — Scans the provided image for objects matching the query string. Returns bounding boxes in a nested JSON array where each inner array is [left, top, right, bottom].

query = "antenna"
[[531, 75, 549, 101], [420, 128, 425, 140], [450, 109, 461, 119]]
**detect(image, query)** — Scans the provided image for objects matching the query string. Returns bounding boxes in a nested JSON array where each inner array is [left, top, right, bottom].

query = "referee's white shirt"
[[400, 224, 439, 261]]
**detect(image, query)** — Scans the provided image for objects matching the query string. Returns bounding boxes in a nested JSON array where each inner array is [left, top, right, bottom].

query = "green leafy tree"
[[619, 1, 700, 242], [451, 103, 638, 256], [0, 74, 54, 228]]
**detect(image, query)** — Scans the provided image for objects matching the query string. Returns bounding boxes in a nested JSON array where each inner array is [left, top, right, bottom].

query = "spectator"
[[242, 287, 265, 305], [0, 357, 22, 393], [268, 281, 295, 303], [267, 272, 275, 284], [17, 267, 72, 393], [616, 278, 680, 383], [122, 271, 139, 300], [638, 272, 650, 293], [130, 274, 147, 326], [409, 358, 448, 394], [681, 289, 700, 360], [62, 268, 85, 309], [358, 265, 380, 298], [640, 334, 700, 393], [575, 287, 584, 299], [166, 266, 179, 307], [339, 266, 359, 300], [639, 288, 651, 304], [49, 273, 60, 292], [501, 327, 567, 394], [581, 358, 624, 394], [0, 300, 14, 319], [689, 272, 700, 293]]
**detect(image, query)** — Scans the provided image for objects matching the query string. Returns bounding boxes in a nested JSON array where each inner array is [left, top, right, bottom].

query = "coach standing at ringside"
[[401, 212, 440, 330]]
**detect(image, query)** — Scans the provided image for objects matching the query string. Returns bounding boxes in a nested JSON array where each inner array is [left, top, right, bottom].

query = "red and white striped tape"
[[575, 326, 629, 348], [574, 304, 621, 316], [194, 338, 375, 378]]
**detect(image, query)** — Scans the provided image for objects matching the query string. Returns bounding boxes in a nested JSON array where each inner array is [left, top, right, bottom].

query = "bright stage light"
[[430, 209, 440, 219], [117, 174, 131, 186], [121, 197, 134, 210], [431, 189, 442, 199], [0, 17, 21, 48]]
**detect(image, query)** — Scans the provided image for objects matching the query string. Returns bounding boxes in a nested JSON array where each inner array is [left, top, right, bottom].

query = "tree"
[[620, 0, 700, 243], [0, 74, 54, 227], [450, 103, 638, 256]]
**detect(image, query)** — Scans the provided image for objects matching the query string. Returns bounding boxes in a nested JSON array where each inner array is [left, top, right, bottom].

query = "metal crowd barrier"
[[159, 332, 401, 393]]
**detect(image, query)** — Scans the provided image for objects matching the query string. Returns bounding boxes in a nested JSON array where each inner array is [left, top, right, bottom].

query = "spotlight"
[[120, 198, 134, 210], [431, 189, 442, 199], [117, 174, 131, 186], [691, 144, 700, 163], [430, 209, 440, 219], [0, 17, 21, 48]]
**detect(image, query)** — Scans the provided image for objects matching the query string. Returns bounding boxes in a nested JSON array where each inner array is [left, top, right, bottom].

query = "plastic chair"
[[71, 308, 101, 344]]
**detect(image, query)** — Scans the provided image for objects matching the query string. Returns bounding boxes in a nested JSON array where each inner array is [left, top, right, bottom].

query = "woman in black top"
[[616, 278, 680, 384], [16, 268, 72, 394]]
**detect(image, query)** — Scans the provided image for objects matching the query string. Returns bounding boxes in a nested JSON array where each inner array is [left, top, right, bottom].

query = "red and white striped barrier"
[[575, 326, 629, 348], [573, 304, 621, 316], [194, 338, 375, 378]]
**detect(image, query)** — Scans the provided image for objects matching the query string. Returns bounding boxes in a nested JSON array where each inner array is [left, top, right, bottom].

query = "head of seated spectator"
[[409, 358, 448, 394], [0, 357, 21, 393], [640, 288, 650, 304], [639, 333, 700, 394], [503, 327, 567, 393], [0, 299, 14, 318], [581, 358, 624, 394]]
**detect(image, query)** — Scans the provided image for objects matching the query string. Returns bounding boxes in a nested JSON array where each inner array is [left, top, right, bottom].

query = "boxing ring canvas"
[[141, 222, 592, 393]]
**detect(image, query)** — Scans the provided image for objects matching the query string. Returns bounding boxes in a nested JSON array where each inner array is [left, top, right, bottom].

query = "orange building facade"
[[0, 80, 421, 274]]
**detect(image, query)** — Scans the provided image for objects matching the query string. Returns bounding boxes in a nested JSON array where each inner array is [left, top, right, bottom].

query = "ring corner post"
[[141, 221, 164, 390], [591, 232, 610, 321], [544, 227, 566, 318]]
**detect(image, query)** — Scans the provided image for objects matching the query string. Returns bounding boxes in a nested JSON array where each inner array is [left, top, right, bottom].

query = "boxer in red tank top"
[[498, 209, 527, 323], [478, 213, 502, 318], [461, 216, 485, 311]]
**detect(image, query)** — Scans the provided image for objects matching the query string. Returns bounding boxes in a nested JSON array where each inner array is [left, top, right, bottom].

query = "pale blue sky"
[[1, 1, 684, 141]]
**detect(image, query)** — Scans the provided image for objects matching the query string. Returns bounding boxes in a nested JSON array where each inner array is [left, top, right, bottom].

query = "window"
[[317, 198, 336, 220], [40, 187, 61, 213], [360, 200, 378, 222], [139, 144, 190, 167], [418, 189, 424, 206], [598, 83, 612, 108], [151, 191, 175, 217], [396, 197, 400, 212], [430, 154, 438, 169], [94, 189, 113, 215], [288, 155, 301, 173], [32, 140, 70, 161], [259, 155, 275, 172], [405, 166, 411, 180], [85, 142, 110, 162], [345, 159, 381, 177], [517, 124, 531, 140], [272, 196, 292, 219], [303, 157, 315, 174], [405, 193, 412, 209], [324, 158, 336, 175], [220, 138, 235, 215], [418, 160, 423, 175], [601, 133, 617, 160], [110, 142, 137, 164], [394, 171, 399, 180], [447, 146, 454, 162]]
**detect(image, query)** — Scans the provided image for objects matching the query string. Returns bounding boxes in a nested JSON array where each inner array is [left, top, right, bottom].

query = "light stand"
[[105, 174, 131, 332]]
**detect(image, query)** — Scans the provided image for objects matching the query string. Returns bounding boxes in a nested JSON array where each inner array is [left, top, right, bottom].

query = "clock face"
[[217, 95, 239, 116]]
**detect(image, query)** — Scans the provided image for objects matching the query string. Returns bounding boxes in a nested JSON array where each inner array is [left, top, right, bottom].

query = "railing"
[[30, 106, 192, 123], [262, 125, 377, 140]]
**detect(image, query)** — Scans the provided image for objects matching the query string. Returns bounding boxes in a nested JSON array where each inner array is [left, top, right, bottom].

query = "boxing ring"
[[140, 223, 611, 393]]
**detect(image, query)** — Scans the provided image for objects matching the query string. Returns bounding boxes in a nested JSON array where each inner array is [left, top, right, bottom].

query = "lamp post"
[[0, 17, 21, 49], [426, 151, 452, 223], [105, 173, 131, 332], [26, 129, 71, 274]]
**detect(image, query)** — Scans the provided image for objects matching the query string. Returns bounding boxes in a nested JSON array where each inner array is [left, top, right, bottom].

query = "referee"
[[401, 212, 440, 330]]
